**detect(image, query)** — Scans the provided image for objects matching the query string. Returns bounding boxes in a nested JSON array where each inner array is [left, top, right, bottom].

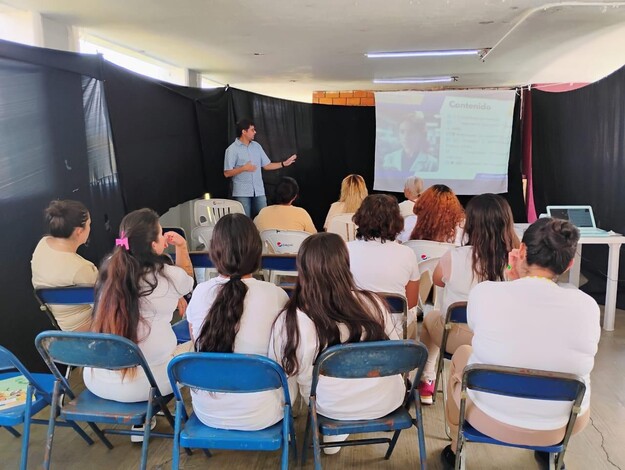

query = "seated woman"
[[186, 213, 289, 430], [399, 176, 424, 217], [270, 232, 405, 453], [397, 176, 424, 243], [31, 200, 98, 331], [84, 208, 194, 402], [323, 174, 368, 230], [410, 184, 465, 245], [254, 176, 317, 234], [418, 194, 519, 404], [348, 194, 420, 336], [441, 217, 600, 469]]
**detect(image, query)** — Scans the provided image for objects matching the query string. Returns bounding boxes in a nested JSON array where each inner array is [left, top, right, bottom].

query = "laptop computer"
[[546, 205, 610, 236]]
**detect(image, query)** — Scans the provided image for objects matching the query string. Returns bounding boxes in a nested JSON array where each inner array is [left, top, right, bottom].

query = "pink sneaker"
[[418, 380, 435, 405]]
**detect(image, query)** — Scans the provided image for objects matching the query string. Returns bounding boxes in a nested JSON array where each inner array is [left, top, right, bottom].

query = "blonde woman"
[[323, 174, 368, 229]]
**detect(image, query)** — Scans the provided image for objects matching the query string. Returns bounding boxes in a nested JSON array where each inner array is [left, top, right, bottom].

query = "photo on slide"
[[374, 90, 516, 195]]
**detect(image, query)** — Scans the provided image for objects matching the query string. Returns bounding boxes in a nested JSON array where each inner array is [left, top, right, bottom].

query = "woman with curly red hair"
[[410, 184, 465, 244]]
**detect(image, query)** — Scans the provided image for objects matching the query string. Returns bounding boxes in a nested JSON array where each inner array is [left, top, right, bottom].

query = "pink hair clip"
[[115, 231, 129, 250]]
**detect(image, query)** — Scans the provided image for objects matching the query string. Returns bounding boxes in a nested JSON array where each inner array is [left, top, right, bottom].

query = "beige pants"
[[446, 345, 590, 452], [420, 310, 473, 382]]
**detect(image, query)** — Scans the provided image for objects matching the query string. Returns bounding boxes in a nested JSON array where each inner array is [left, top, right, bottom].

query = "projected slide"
[[374, 90, 516, 195]]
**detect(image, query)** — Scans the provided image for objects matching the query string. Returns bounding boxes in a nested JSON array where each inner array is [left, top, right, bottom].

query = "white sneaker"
[[130, 417, 157, 443], [323, 433, 349, 455]]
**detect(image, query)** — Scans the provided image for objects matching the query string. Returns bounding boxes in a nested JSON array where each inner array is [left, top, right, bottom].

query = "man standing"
[[224, 118, 297, 218]]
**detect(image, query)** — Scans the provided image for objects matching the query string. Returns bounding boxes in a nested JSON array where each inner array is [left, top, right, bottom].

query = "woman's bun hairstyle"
[[522, 217, 579, 275]]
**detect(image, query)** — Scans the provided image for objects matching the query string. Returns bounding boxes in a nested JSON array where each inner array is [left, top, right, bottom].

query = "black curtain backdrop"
[[532, 64, 625, 306], [102, 62, 206, 214], [168, 85, 231, 199], [0, 37, 527, 368], [0, 40, 124, 370]]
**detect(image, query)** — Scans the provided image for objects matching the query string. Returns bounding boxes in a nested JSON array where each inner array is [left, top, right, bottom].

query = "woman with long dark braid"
[[186, 213, 289, 430]]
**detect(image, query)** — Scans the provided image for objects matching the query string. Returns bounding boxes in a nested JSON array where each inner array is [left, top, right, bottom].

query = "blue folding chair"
[[34, 286, 95, 331], [0, 346, 94, 470], [302, 340, 428, 470], [433, 301, 467, 439], [167, 352, 296, 469], [434, 301, 468, 402], [261, 254, 297, 286], [189, 250, 218, 281], [455, 364, 586, 470], [35, 331, 178, 470], [171, 319, 191, 344], [377, 292, 409, 339]]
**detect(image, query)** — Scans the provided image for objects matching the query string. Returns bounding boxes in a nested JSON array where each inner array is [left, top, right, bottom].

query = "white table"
[[569, 235, 625, 331], [514, 224, 625, 331]]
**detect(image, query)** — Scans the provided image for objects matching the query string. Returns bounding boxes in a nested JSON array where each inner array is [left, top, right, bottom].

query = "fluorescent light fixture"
[[366, 49, 482, 58], [373, 76, 457, 84]]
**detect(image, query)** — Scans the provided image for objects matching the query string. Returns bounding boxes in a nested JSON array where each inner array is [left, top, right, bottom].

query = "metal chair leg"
[[310, 400, 322, 470], [19, 385, 34, 470], [4, 426, 21, 438], [415, 400, 427, 470], [289, 411, 298, 462], [139, 392, 155, 470], [440, 360, 451, 439], [87, 422, 113, 449], [68, 420, 94, 445], [301, 407, 311, 465], [280, 407, 289, 470], [172, 401, 182, 470], [384, 430, 401, 459], [43, 380, 61, 470]]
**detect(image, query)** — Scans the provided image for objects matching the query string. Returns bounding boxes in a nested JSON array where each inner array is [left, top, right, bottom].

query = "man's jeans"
[[234, 195, 267, 218]]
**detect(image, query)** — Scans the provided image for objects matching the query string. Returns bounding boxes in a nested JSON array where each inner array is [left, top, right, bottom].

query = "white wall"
[[0, 4, 37, 45]]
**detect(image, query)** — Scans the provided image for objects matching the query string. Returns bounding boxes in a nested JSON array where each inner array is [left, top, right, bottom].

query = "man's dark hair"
[[275, 177, 299, 204], [236, 118, 254, 137]]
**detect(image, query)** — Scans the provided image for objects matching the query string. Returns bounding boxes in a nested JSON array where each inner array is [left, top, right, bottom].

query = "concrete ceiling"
[[4, 0, 625, 102]]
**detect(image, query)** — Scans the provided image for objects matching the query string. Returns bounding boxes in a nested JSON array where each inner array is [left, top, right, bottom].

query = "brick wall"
[[312, 90, 375, 106]]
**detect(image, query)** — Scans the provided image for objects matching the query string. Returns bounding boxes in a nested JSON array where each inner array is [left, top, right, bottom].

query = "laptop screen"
[[550, 207, 594, 228]]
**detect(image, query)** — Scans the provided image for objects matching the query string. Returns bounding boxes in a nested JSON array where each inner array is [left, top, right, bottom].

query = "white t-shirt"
[[437, 245, 478, 315], [83, 264, 194, 402], [348, 239, 420, 330], [269, 296, 405, 420], [347, 239, 420, 296], [398, 200, 415, 218], [397, 215, 417, 243], [186, 276, 289, 430], [467, 278, 600, 430]]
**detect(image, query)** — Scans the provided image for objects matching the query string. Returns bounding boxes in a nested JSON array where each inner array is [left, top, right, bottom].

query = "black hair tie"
[[230, 275, 242, 281]]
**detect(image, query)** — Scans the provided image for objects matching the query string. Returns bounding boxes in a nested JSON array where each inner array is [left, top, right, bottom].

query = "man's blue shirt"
[[224, 138, 271, 197]]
